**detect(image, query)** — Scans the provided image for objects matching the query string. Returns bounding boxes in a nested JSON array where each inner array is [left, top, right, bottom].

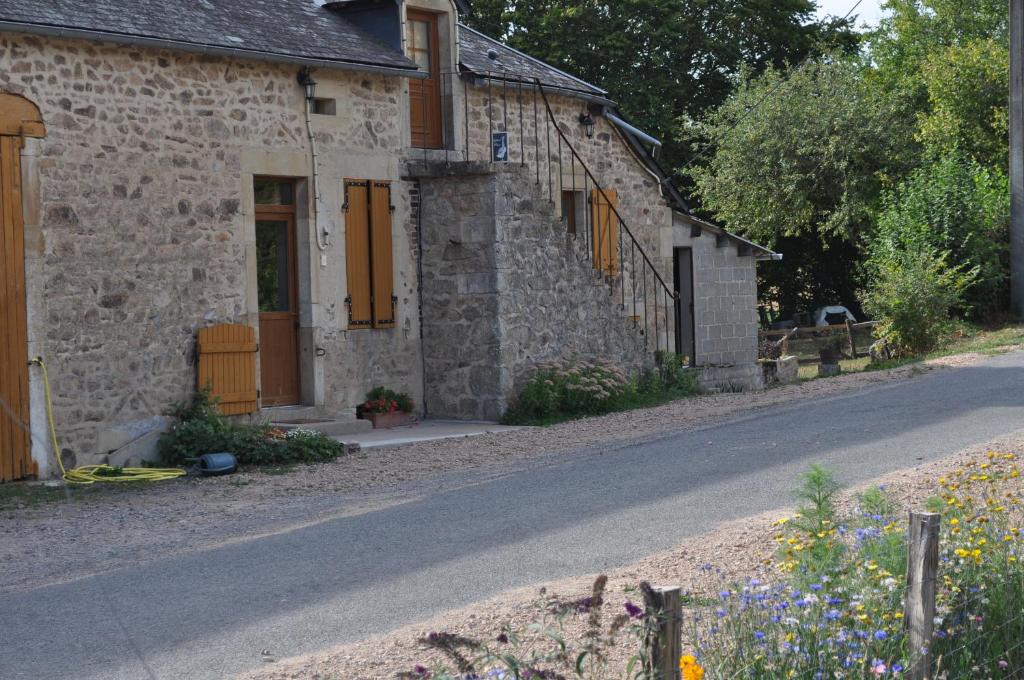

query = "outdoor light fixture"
[[579, 112, 596, 138], [297, 67, 318, 100]]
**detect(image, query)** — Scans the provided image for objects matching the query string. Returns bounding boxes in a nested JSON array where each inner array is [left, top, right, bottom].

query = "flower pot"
[[365, 412, 414, 429]]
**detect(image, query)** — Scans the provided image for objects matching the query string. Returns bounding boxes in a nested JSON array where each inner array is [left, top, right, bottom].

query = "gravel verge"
[[240, 428, 1024, 680], [0, 353, 997, 594]]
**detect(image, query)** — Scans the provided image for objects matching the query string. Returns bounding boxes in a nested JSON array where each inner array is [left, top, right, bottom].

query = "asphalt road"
[[4, 352, 1024, 680]]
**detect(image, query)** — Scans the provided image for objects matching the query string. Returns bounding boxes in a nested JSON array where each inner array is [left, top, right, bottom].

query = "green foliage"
[[504, 359, 634, 423], [363, 386, 414, 414], [464, 0, 857, 172], [870, 152, 1009, 320], [689, 57, 915, 246], [158, 389, 345, 467], [917, 39, 1009, 168], [503, 355, 700, 425], [687, 57, 916, 316], [863, 245, 977, 356]]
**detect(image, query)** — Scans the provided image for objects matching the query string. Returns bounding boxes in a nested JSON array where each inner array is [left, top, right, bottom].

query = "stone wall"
[[417, 162, 645, 420], [464, 81, 763, 389], [0, 33, 423, 468]]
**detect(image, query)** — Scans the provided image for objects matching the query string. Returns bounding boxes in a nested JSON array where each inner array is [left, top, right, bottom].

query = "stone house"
[[0, 0, 777, 480]]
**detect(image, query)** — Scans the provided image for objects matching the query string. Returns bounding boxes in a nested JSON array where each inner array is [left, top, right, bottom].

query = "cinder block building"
[[0, 0, 776, 479]]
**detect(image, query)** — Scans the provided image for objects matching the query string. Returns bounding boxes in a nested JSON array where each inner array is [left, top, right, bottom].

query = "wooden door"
[[674, 247, 696, 366], [255, 179, 300, 407], [408, 10, 443, 149], [0, 134, 34, 481]]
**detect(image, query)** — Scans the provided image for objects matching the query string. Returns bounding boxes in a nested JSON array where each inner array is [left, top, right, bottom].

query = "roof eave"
[[0, 20, 425, 78], [460, 69, 615, 106], [674, 211, 779, 259]]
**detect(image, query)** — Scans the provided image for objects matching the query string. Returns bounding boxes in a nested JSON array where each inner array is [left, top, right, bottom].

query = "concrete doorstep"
[[335, 419, 526, 450]]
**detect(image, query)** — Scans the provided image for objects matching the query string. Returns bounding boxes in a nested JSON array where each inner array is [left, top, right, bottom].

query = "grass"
[[795, 322, 1024, 382], [0, 478, 172, 511]]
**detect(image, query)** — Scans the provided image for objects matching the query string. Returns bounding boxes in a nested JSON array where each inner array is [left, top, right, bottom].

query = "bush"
[[871, 152, 1008, 320], [862, 247, 976, 356], [503, 356, 701, 425], [504, 359, 635, 423], [157, 390, 345, 467]]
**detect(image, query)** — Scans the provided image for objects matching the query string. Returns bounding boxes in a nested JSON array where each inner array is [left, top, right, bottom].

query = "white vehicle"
[[813, 305, 856, 327]]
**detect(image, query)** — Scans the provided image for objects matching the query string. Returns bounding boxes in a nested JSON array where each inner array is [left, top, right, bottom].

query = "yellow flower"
[[680, 655, 705, 680], [950, 518, 959, 526]]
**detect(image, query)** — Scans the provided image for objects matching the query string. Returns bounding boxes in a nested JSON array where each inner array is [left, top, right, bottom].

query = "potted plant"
[[359, 387, 415, 429]]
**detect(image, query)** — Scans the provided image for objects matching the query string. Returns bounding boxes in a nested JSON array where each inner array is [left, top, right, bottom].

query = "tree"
[[463, 0, 858, 172], [685, 56, 917, 315], [917, 39, 1009, 169]]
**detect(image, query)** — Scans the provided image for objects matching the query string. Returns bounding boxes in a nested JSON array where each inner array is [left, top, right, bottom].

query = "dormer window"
[[408, 9, 443, 149]]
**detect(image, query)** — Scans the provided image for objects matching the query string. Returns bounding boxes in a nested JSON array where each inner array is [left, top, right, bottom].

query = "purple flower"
[[874, 630, 888, 641], [625, 601, 644, 619]]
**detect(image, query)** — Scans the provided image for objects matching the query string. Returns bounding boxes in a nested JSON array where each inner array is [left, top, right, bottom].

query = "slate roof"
[[458, 24, 606, 96], [0, 0, 418, 72]]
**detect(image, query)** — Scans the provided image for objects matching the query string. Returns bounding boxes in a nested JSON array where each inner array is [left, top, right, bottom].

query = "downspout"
[[302, 86, 330, 258], [414, 179, 429, 419]]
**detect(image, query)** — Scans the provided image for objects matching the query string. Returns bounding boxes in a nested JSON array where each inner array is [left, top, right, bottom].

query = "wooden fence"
[[760, 321, 880, 361]]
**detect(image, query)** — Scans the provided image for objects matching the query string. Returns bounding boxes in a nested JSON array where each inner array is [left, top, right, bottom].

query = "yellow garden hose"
[[33, 357, 186, 485]]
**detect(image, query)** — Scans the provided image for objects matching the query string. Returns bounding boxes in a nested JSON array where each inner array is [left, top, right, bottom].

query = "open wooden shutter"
[[196, 324, 258, 415], [591, 188, 619, 276], [370, 181, 396, 329], [344, 181, 373, 327]]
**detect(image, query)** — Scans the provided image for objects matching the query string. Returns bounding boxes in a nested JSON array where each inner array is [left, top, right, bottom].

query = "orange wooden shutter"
[[591, 188, 619, 276], [344, 181, 374, 327], [370, 181, 396, 329], [0, 135, 35, 481], [196, 324, 259, 415]]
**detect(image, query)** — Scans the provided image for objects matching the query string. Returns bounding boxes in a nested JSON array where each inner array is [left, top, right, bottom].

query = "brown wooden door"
[[408, 10, 443, 149], [0, 135, 34, 481], [255, 181, 300, 407]]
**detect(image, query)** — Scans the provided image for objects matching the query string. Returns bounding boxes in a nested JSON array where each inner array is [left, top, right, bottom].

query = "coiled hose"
[[33, 357, 186, 484]]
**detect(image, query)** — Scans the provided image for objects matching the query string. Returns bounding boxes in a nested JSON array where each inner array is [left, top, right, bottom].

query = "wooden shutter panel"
[[591, 189, 619, 276], [344, 181, 374, 327], [196, 324, 259, 415], [0, 135, 35, 481], [370, 181, 396, 329]]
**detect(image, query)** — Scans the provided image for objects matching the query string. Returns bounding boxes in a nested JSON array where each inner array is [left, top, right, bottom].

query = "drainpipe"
[[300, 73, 330, 259], [414, 178, 429, 419]]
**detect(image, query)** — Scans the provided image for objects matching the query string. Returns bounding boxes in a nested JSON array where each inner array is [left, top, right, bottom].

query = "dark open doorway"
[[674, 247, 696, 366]]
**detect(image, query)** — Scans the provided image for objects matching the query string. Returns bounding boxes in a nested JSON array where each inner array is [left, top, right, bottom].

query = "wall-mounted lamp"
[[578, 112, 596, 138], [297, 67, 318, 101]]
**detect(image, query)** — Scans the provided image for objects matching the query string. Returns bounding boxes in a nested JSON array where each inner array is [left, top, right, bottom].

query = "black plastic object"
[[197, 453, 238, 476]]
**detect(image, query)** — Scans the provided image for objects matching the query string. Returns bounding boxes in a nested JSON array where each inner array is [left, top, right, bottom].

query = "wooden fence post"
[[846, 319, 858, 359], [644, 584, 682, 680], [905, 512, 941, 680]]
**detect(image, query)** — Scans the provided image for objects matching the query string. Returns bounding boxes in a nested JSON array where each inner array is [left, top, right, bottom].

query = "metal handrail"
[[533, 78, 677, 352], [418, 68, 679, 353]]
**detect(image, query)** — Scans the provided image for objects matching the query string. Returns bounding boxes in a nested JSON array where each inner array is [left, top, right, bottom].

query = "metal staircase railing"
[[416, 70, 679, 355], [533, 78, 677, 355]]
